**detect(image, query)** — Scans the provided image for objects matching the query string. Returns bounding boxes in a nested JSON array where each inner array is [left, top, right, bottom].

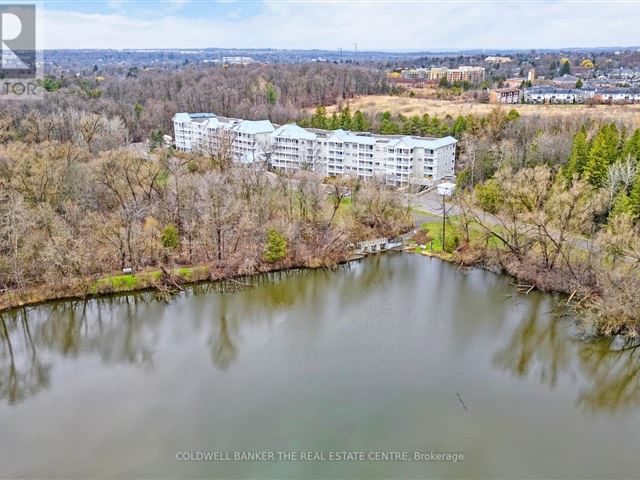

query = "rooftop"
[[273, 123, 317, 140], [233, 119, 275, 135]]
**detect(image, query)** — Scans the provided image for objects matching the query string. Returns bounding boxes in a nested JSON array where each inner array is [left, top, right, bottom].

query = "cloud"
[[43, 1, 640, 50]]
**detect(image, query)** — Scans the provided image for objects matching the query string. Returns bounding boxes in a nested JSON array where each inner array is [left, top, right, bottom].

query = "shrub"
[[161, 225, 180, 250], [475, 179, 503, 214]]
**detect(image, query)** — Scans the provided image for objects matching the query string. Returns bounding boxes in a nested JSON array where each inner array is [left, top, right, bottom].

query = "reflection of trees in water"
[[492, 292, 640, 415], [0, 311, 51, 405], [576, 343, 640, 414], [34, 296, 156, 365], [209, 315, 237, 369], [492, 295, 569, 388], [190, 255, 408, 315], [0, 295, 159, 405]]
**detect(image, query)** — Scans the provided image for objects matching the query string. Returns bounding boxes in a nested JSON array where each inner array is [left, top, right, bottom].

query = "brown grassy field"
[[328, 95, 640, 127]]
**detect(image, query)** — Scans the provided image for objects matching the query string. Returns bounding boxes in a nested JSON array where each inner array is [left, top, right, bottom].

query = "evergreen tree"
[[328, 112, 340, 130], [149, 129, 164, 150], [584, 125, 619, 187], [380, 119, 400, 135], [605, 123, 621, 162], [559, 60, 571, 75], [134, 101, 143, 119], [610, 190, 634, 220], [310, 106, 328, 129], [452, 115, 467, 138], [338, 105, 352, 129], [584, 133, 610, 188], [263, 229, 287, 263], [623, 129, 640, 163], [564, 127, 589, 182], [265, 83, 278, 105], [630, 173, 640, 218], [351, 110, 369, 131], [405, 115, 422, 135]]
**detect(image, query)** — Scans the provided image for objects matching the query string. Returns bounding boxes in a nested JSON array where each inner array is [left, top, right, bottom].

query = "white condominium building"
[[174, 112, 275, 163], [271, 124, 321, 172], [173, 112, 457, 187]]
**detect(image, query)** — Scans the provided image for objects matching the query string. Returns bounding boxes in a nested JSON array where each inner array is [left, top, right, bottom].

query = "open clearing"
[[328, 95, 640, 127]]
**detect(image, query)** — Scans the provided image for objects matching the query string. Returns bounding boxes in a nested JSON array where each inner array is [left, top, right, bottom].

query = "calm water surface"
[[1, 254, 639, 479]]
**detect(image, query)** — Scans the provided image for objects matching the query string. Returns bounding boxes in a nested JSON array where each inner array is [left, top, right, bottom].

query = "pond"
[[1, 253, 639, 479]]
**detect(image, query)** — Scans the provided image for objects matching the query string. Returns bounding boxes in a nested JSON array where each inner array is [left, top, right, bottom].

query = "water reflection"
[[0, 255, 639, 418], [209, 315, 238, 369], [492, 294, 570, 389], [577, 342, 640, 414], [0, 311, 51, 405]]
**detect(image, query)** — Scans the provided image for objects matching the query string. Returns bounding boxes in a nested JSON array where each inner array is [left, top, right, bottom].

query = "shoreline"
[[0, 256, 367, 314], [0, 247, 627, 347]]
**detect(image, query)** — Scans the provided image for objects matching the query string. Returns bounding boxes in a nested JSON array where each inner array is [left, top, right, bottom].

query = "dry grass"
[[327, 95, 640, 127]]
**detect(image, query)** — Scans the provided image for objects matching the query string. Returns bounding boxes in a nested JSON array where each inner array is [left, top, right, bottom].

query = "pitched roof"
[[272, 123, 317, 140], [233, 119, 275, 135], [388, 136, 457, 149], [173, 112, 216, 123], [327, 129, 376, 145]]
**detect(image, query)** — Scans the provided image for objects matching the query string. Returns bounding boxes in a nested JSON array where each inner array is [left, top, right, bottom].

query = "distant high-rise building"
[[446, 66, 486, 84]]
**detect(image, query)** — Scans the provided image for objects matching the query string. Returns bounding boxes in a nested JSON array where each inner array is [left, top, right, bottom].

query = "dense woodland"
[[2, 63, 388, 144], [0, 142, 410, 300]]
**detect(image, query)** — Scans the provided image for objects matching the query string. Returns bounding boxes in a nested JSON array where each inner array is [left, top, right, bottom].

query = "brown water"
[[1, 253, 639, 479]]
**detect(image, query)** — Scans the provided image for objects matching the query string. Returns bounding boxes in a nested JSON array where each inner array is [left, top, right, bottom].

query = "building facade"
[[489, 88, 521, 104], [399, 66, 484, 84], [446, 66, 486, 84], [524, 87, 640, 104], [173, 113, 458, 187]]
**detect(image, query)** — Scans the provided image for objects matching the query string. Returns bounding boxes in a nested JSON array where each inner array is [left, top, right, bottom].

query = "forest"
[[3, 63, 389, 144]]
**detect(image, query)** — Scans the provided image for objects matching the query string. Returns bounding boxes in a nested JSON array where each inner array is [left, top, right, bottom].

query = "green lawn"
[[91, 266, 210, 295]]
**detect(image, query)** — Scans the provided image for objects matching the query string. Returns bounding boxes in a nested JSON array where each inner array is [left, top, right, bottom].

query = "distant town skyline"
[[41, 0, 640, 50]]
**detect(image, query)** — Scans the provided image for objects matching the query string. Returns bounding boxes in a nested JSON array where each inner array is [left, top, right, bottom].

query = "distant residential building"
[[400, 67, 430, 80], [485, 56, 512, 64], [503, 78, 525, 88], [490, 88, 521, 104], [595, 90, 640, 104], [428, 67, 448, 80], [572, 66, 595, 78], [173, 113, 458, 187], [524, 87, 595, 104], [551, 74, 581, 87], [524, 86, 640, 105], [221, 56, 256, 65], [609, 68, 639, 80], [400, 66, 484, 84], [446, 66, 486, 84]]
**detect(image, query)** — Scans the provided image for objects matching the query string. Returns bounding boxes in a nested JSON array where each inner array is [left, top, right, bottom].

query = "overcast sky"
[[40, 0, 640, 50]]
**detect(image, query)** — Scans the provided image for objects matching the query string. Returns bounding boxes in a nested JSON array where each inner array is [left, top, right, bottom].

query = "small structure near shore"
[[354, 237, 403, 255]]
